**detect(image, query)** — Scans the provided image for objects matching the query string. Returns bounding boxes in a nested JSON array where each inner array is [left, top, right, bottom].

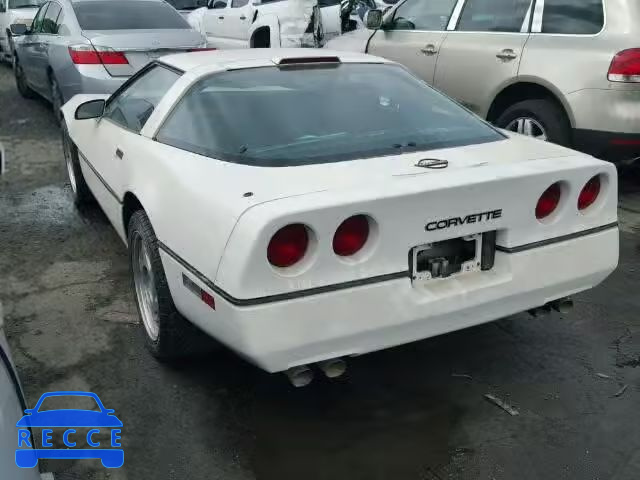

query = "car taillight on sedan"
[[68, 45, 129, 65], [267, 224, 309, 268], [536, 183, 562, 220], [608, 49, 640, 83], [333, 215, 370, 256], [578, 175, 601, 211]]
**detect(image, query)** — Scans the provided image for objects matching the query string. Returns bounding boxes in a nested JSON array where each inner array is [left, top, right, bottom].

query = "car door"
[[220, 0, 253, 47], [202, 0, 228, 47], [366, 0, 459, 85], [433, 0, 533, 117], [78, 64, 181, 229], [32, 0, 61, 96], [19, 1, 48, 87]]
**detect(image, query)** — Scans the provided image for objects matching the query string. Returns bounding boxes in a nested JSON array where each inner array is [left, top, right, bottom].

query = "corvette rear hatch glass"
[[155, 63, 504, 166]]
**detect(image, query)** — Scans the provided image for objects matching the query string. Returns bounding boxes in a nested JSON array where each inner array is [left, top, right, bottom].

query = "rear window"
[[73, 0, 190, 30], [541, 0, 604, 35], [155, 63, 504, 167]]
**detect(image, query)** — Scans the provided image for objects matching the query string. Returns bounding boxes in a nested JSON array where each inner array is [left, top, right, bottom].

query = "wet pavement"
[[1, 62, 640, 480]]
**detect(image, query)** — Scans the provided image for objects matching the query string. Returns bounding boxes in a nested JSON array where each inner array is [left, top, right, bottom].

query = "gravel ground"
[[1, 62, 640, 480]]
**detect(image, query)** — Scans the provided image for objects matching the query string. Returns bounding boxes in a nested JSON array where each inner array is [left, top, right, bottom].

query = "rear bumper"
[[573, 129, 640, 164], [566, 88, 640, 161], [162, 226, 619, 373]]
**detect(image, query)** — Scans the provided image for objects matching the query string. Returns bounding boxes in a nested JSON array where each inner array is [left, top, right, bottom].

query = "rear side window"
[[457, 0, 532, 32], [104, 65, 180, 133], [389, 0, 458, 31], [73, 0, 190, 30], [541, 0, 604, 35]]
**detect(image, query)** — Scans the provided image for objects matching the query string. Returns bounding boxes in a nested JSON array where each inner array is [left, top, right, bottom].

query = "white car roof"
[[160, 48, 392, 74]]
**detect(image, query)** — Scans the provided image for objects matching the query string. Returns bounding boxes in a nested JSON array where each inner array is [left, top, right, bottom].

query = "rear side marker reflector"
[[183, 274, 215, 310]]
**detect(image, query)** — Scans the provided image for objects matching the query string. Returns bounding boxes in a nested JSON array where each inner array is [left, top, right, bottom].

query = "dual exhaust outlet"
[[285, 358, 347, 388], [528, 296, 574, 317]]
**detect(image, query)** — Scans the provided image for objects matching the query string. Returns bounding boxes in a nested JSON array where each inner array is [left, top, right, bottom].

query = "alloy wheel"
[[505, 117, 548, 141], [131, 232, 160, 341]]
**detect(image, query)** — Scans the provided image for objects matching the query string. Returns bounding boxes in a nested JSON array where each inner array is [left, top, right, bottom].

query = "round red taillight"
[[333, 215, 370, 257], [267, 224, 309, 268], [578, 175, 601, 211], [536, 183, 562, 220]]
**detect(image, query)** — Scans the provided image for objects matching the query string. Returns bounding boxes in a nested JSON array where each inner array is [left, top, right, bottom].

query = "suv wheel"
[[495, 99, 571, 147]]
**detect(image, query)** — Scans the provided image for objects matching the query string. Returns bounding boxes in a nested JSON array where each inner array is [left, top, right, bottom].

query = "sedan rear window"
[[155, 63, 503, 167], [73, 0, 190, 30]]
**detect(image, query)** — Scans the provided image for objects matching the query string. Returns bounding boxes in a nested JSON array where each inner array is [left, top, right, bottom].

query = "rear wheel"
[[128, 210, 214, 360], [62, 122, 94, 205], [495, 98, 571, 147], [14, 56, 35, 99]]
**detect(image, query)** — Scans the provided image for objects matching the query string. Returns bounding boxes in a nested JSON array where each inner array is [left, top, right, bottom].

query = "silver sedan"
[[10, 0, 208, 122]]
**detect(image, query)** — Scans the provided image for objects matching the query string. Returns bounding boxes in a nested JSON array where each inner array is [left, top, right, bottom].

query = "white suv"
[[327, 0, 640, 163]]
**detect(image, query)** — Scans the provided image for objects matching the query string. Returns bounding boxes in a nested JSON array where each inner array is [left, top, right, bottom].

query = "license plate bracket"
[[411, 234, 483, 282]]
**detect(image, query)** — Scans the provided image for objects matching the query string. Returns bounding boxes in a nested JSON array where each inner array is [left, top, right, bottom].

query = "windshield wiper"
[[12, 4, 42, 8]]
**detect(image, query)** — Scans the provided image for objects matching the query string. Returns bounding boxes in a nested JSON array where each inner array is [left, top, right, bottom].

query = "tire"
[[50, 73, 64, 125], [495, 98, 571, 147], [128, 210, 213, 360], [14, 56, 35, 99], [61, 122, 94, 206]]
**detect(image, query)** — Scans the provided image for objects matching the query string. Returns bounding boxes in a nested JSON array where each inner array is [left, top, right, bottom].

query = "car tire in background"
[[50, 74, 64, 125], [13, 56, 35, 99], [62, 122, 94, 206], [128, 210, 215, 360], [495, 98, 571, 147]]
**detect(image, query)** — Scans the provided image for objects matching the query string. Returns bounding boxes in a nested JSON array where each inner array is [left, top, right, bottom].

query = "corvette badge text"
[[15, 391, 124, 468], [426, 209, 503, 231]]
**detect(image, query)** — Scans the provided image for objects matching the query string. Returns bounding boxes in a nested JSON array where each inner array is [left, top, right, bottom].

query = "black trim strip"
[[0, 344, 29, 414], [78, 151, 122, 204], [158, 242, 408, 307], [496, 222, 618, 254]]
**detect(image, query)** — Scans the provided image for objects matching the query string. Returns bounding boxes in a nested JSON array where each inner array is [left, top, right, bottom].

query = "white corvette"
[[61, 49, 618, 385]]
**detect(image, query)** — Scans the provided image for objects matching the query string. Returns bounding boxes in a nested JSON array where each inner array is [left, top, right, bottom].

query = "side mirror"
[[23, 409, 34, 414], [75, 99, 105, 120], [10, 24, 28, 36], [365, 9, 383, 30], [250, 0, 261, 5]]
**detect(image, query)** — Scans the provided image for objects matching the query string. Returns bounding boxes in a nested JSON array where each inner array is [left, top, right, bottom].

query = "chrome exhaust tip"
[[286, 365, 314, 388], [317, 358, 347, 379]]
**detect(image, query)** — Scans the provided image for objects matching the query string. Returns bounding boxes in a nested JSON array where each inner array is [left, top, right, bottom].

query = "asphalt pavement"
[[1, 62, 640, 480]]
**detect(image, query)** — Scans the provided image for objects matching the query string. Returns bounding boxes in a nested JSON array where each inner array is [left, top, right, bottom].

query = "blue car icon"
[[15, 391, 123, 468]]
